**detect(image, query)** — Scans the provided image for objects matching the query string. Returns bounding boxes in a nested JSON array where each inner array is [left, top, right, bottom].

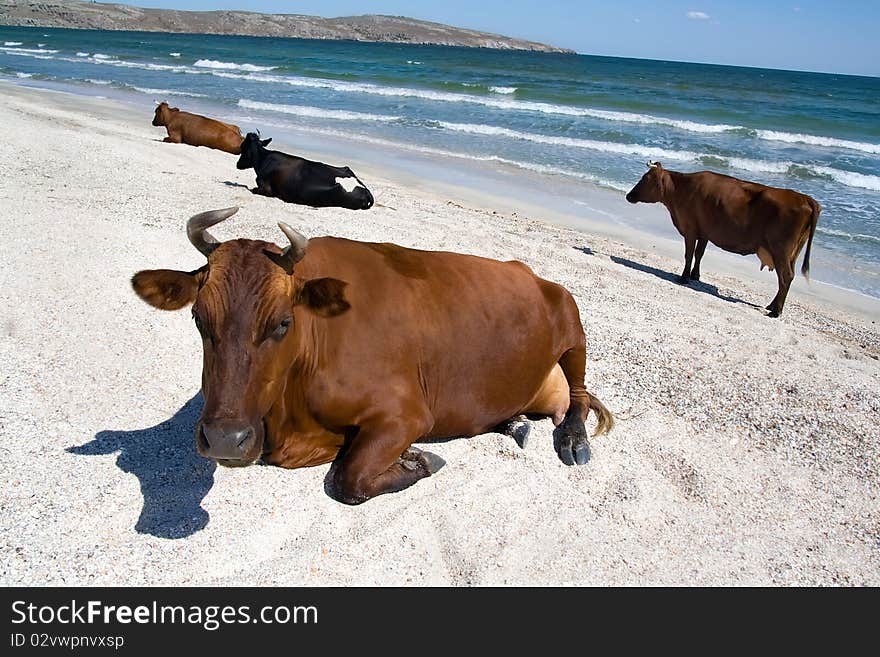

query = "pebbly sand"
[[0, 83, 878, 585]]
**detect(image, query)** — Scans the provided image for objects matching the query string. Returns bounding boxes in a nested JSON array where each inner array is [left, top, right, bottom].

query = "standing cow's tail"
[[801, 198, 821, 281], [588, 391, 614, 437]]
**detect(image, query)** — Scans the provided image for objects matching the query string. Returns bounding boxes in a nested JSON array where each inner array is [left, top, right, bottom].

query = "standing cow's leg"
[[767, 256, 794, 318], [691, 238, 708, 282], [678, 236, 697, 284], [332, 413, 442, 505]]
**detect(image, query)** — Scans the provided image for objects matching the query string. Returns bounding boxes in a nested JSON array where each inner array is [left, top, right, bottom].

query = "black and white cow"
[[236, 133, 374, 210]]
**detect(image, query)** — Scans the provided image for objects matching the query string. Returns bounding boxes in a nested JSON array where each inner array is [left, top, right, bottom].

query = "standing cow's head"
[[131, 208, 349, 466], [626, 161, 667, 204], [236, 132, 273, 170], [151, 102, 178, 127]]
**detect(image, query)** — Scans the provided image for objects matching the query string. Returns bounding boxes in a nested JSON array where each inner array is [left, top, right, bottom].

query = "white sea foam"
[[0, 47, 59, 54], [215, 71, 880, 155], [816, 227, 880, 244], [406, 60, 422, 65], [76, 52, 89, 57], [194, 58, 276, 72], [92, 53, 114, 60], [436, 121, 880, 191], [38, 43, 46, 47], [437, 121, 700, 161], [169, 52, 181, 57], [86, 79, 112, 85], [15, 72, 33, 78], [132, 86, 207, 97], [4, 41, 23, 46], [238, 99, 399, 122], [811, 166, 880, 192], [756, 129, 880, 155]]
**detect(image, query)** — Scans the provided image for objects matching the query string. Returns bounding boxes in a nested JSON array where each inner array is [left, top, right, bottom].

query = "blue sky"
[[107, 1, 879, 76]]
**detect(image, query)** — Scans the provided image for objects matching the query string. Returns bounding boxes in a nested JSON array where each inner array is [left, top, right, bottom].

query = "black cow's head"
[[626, 161, 667, 204], [131, 208, 349, 467], [236, 132, 273, 170]]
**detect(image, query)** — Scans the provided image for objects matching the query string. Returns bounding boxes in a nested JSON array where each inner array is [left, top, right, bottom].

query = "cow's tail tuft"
[[801, 198, 821, 282], [588, 392, 614, 437]]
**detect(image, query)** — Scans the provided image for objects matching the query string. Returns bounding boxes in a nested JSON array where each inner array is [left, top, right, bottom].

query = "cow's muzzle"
[[625, 191, 637, 204], [196, 419, 262, 466]]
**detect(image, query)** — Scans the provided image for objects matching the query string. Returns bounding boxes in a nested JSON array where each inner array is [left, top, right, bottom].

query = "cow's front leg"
[[691, 238, 708, 281], [678, 236, 696, 284], [250, 177, 273, 196], [332, 414, 442, 505]]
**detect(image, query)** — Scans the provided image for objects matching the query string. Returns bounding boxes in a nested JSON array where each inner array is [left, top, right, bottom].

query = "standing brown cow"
[[132, 208, 613, 505], [626, 162, 820, 317], [152, 102, 244, 155]]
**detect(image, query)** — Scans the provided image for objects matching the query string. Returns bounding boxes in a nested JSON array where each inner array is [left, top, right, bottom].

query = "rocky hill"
[[0, 0, 573, 53]]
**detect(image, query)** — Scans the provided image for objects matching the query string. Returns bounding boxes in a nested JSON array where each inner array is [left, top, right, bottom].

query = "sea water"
[[2, 26, 878, 297]]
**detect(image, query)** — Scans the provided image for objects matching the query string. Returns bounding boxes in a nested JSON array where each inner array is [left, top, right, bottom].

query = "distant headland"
[[0, 0, 574, 53]]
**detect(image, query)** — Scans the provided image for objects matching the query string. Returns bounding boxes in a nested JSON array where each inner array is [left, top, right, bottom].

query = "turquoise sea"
[[2, 26, 878, 297]]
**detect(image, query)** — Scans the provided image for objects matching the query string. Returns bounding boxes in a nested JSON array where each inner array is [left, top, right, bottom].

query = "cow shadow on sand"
[[610, 255, 761, 309], [67, 393, 215, 540]]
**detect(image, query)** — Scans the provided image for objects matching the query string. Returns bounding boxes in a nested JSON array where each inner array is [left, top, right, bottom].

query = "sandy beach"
[[1, 83, 878, 585]]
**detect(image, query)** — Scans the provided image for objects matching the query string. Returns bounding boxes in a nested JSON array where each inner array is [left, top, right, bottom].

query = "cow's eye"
[[273, 317, 292, 338]]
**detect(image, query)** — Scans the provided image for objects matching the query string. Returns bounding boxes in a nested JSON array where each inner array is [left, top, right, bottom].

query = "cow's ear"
[[131, 268, 202, 310], [261, 138, 272, 146], [296, 278, 350, 317]]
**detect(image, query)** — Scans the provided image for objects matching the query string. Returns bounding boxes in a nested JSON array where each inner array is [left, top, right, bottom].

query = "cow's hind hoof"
[[496, 417, 531, 448], [676, 275, 690, 285], [401, 446, 446, 475], [767, 310, 781, 318], [553, 424, 591, 466]]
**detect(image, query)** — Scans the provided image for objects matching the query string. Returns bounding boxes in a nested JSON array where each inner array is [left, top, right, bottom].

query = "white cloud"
[[633, 18, 641, 23], [687, 11, 710, 20], [793, 7, 801, 12]]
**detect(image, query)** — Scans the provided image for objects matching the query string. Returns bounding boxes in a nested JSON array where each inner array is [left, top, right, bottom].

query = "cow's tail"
[[588, 391, 614, 437], [801, 198, 821, 281]]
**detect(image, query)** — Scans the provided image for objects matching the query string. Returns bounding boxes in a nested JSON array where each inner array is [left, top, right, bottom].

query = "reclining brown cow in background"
[[626, 161, 820, 317], [132, 207, 613, 504], [152, 102, 243, 155]]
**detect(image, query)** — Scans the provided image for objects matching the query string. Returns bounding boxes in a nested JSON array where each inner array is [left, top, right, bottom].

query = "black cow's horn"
[[187, 206, 239, 257], [276, 222, 309, 272]]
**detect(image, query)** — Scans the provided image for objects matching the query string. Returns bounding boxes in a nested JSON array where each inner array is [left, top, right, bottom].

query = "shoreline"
[[1, 82, 878, 586], [7, 77, 879, 322]]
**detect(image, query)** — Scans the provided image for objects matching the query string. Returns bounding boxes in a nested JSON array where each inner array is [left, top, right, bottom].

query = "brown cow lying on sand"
[[132, 207, 613, 504], [626, 161, 820, 317], [152, 102, 243, 155]]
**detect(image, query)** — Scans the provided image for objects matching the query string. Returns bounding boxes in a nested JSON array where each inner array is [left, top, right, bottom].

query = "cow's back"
[[169, 111, 242, 153], [681, 172, 814, 255], [294, 238, 577, 436]]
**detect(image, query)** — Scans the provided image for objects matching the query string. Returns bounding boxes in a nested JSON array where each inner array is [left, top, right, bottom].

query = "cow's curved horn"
[[187, 206, 239, 257], [276, 222, 309, 272], [646, 160, 658, 169]]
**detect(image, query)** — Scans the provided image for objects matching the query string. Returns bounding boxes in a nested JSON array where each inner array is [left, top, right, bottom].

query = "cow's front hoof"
[[676, 275, 690, 285], [554, 425, 591, 466], [401, 446, 446, 475], [767, 310, 781, 318], [691, 273, 701, 282]]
